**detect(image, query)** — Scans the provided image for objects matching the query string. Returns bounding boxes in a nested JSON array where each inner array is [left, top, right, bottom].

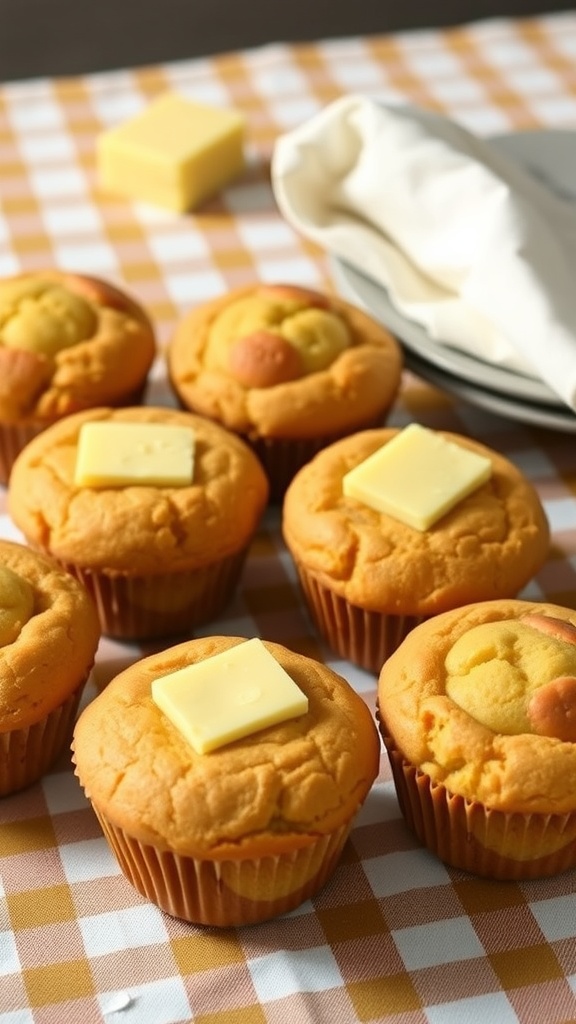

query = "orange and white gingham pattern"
[[2, 12, 576, 1024]]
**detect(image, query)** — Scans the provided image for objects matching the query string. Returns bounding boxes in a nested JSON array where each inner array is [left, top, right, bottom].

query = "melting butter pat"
[[151, 638, 309, 754], [74, 421, 195, 488], [343, 423, 492, 530], [97, 92, 245, 212]]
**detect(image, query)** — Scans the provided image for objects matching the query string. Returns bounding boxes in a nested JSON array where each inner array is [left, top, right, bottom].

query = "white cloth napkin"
[[271, 94, 576, 411]]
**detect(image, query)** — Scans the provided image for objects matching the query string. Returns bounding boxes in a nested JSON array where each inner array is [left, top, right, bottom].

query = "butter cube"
[[151, 638, 309, 754], [97, 92, 245, 212], [343, 423, 492, 530], [74, 421, 195, 488]]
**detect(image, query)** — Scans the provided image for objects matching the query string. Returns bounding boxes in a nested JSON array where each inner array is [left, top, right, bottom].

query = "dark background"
[[0, 0, 573, 82]]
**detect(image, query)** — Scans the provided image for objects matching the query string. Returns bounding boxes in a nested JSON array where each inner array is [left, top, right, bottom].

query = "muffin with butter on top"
[[0, 270, 156, 483], [0, 539, 100, 796], [378, 599, 576, 879], [7, 405, 268, 640], [167, 283, 402, 500], [72, 634, 380, 925], [282, 424, 549, 673]]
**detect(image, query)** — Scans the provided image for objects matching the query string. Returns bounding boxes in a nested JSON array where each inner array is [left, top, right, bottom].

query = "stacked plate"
[[330, 129, 576, 433]]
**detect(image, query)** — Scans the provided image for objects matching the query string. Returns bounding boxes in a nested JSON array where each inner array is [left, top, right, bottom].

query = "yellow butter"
[[97, 92, 245, 212], [151, 638, 309, 754], [342, 423, 492, 530], [74, 421, 195, 488]]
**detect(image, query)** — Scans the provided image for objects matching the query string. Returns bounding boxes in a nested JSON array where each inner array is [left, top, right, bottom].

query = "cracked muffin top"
[[72, 635, 381, 858], [7, 406, 269, 574], [378, 599, 576, 814], [0, 539, 100, 730], [0, 270, 156, 423], [167, 283, 402, 439], [282, 427, 549, 615]]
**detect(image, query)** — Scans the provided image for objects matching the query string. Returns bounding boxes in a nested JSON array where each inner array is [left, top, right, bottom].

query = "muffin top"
[[0, 540, 100, 730], [8, 406, 269, 573], [378, 599, 576, 813], [0, 270, 156, 423], [167, 283, 402, 439], [72, 636, 381, 858], [282, 428, 549, 615]]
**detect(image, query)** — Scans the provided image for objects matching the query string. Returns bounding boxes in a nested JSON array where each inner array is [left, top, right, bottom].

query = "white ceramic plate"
[[404, 350, 576, 433], [330, 128, 576, 419]]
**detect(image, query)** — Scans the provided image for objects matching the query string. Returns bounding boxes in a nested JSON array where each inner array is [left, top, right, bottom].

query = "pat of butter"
[[74, 421, 195, 488], [342, 423, 492, 530], [97, 92, 245, 212], [151, 638, 309, 754]]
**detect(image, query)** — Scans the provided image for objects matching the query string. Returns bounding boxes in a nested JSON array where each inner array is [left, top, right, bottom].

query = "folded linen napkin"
[[271, 94, 576, 411]]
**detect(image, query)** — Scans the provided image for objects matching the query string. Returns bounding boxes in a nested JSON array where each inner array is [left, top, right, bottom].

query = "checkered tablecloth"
[[2, 11, 576, 1024]]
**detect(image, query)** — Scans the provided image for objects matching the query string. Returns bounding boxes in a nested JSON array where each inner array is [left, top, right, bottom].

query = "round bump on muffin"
[[528, 675, 576, 742], [281, 308, 351, 374], [0, 278, 97, 358], [209, 287, 351, 380], [522, 612, 576, 646], [228, 330, 304, 387]]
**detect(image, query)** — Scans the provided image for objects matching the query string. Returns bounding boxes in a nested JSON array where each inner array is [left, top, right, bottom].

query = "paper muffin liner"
[[246, 435, 335, 503], [0, 383, 149, 487], [89, 808, 353, 926], [55, 548, 249, 641], [0, 421, 47, 487], [244, 411, 390, 503], [381, 728, 576, 881], [0, 681, 87, 797], [295, 564, 424, 674]]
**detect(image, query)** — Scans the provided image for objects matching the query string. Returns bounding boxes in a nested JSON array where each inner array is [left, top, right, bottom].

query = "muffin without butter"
[[7, 406, 269, 640], [0, 270, 156, 484], [0, 539, 100, 796], [72, 635, 381, 926], [167, 283, 402, 500], [378, 599, 576, 880], [282, 427, 549, 673]]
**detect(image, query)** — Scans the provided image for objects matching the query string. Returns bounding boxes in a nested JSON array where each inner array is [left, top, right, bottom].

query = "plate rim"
[[403, 350, 576, 433]]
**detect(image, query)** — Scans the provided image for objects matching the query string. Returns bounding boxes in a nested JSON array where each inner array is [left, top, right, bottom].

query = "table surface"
[[2, 11, 576, 1024]]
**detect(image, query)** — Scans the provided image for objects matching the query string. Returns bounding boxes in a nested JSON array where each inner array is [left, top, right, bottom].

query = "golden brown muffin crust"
[[72, 636, 381, 858], [8, 406, 269, 574], [0, 270, 156, 422], [0, 540, 100, 730], [282, 428, 549, 615], [167, 284, 402, 439], [378, 599, 576, 814]]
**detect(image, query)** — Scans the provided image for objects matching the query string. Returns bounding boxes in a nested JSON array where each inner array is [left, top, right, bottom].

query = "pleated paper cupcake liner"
[[56, 548, 248, 641], [0, 683, 86, 797], [382, 731, 576, 881], [90, 810, 352, 926], [295, 565, 424, 674], [0, 420, 47, 486]]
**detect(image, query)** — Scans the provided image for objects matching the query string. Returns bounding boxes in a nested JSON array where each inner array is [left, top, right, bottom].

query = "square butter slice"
[[151, 638, 309, 754], [74, 421, 195, 488], [97, 92, 245, 212], [343, 423, 492, 530]]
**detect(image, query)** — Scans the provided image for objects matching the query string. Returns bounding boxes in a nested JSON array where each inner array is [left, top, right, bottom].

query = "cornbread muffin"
[[282, 427, 549, 673], [0, 270, 156, 484], [167, 283, 402, 500], [72, 635, 380, 926], [0, 539, 100, 796], [378, 599, 576, 879], [8, 406, 269, 640]]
